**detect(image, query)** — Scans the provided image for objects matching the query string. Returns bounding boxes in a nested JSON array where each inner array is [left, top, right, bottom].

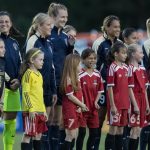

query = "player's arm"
[[22, 72, 34, 112], [128, 65, 139, 114], [108, 86, 117, 116], [128, 88, 139, 114], [66, 78, 88, 111]]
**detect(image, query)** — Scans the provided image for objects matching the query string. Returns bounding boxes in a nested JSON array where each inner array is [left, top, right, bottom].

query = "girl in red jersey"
[[105, 42, 129, 150], [127, 44, 150, 150], [76, 48, 104, 150], [60, 54, 88, 150]]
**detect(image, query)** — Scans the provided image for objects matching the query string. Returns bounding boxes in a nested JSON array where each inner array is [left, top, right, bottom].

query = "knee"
[[130, 128, 138, 139], [65, 132, 76, 141]]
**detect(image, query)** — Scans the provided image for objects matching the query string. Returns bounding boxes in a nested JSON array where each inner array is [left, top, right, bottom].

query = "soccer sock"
[[58, 129, 66, 149], [93, 126, 101, 150], [70, 138, 75, 150], [41, 125, 50, 150], [21, 143, 32, 150], [128, 138, 138, 150], [63, 140, 71, 150], [87, 128, 98, 150], [51, 125, 59, 150], [33, 140, 41, 150], [3, 119, 16, 150], [115, 134, 123, 150], [105, 133, 115, 150], [76, 127, 86, 150], [135, 137, 139, 150]]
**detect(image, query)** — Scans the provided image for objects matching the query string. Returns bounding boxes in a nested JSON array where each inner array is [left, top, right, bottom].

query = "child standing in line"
[[60, 54, 88, 150], [76, 48, 104, 150], [127, 44, 150, 150], [0, 38, 6, 120], [20, 48, 48, 150], [121, 27, 138, 150], [105, 42, 130, 150]]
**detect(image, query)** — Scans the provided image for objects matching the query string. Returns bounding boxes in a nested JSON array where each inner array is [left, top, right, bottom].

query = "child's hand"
[[81, 104, 89, 112], [10, 79, 20, 91], [76, 107, 81, 113], [134, 105, 140, 114], [95, 101, 100, 109], [29, 112, 37, 121], [44, 112, 48, 122], [110, 105, 117, 116]]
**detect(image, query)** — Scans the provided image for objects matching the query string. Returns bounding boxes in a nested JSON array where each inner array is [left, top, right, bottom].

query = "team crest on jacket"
[[13, 43, 18, 51]]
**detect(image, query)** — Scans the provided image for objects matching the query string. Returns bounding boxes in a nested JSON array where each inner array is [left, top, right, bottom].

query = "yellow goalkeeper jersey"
[[22, 69, 46, 112]]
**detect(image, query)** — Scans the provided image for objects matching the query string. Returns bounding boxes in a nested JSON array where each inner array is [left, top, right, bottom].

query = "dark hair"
[[101, 15, 120, 33], [121, 28, 136, 41], [0, 11, 24, 37], [81, 48, 96, 60], [107, 41, 126, 65]]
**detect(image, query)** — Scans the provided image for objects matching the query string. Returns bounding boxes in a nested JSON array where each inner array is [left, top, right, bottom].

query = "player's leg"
[[76, 127, 86, 150], [140, 126, 149, 150], [87, 128, 99, 150], [63, 128, 77, 150], [3, 112, 17, 150], [115, 127, 124, 150], [41, 95, 53, 150], [21, 134, 31, 150], [58, 116, 66, 149], [94, 91, 107, 150], [51, 104, 62, 150], [105, 126, 117, 150], [128, 127, 140, 150]]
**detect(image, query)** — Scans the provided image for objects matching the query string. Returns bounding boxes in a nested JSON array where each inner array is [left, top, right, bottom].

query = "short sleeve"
[[107, 65, 115, 86], [128, 65, 134, 88], [65, 78, 74, 95]]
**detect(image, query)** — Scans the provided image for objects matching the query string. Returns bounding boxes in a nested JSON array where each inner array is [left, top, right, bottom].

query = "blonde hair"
[[20, 48, 43, 78], [146, 18, 150, 38], [127, 44, 141, 63], [60, 54, 80, 94], [27, 13, 50, 39], [101, 15, 120, 33], [48, 2, 67, 17]]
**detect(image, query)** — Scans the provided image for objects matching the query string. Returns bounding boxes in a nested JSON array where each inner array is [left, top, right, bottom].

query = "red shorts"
[[107, 109, 128, 126], [129, 93, 148, 127], [80, 111, 99, 128], [63, 105, 83, 130], [22, 113, 48, 137]]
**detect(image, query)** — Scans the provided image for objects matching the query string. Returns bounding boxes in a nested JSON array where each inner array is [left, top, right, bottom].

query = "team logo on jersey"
[[142, 74, 145, 78], [93, 80, 98, 85], [13, 43, 18, 51], [83, 81, 86, 85], [119, 74, 122, 77]]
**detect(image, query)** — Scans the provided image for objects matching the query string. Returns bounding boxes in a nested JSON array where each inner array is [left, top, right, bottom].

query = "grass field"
[[0, 132, 106, 150], [0, 121, 108, 150]]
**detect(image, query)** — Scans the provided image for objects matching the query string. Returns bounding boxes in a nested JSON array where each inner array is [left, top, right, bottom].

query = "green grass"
[[0, 132, 106, 150]]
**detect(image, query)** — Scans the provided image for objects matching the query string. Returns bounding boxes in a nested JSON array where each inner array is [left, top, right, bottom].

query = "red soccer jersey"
[[107, 62, 130, 109], [128, 64, 148, 94], [79, 69, 104, 112], [62, 80, 83, 118]]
